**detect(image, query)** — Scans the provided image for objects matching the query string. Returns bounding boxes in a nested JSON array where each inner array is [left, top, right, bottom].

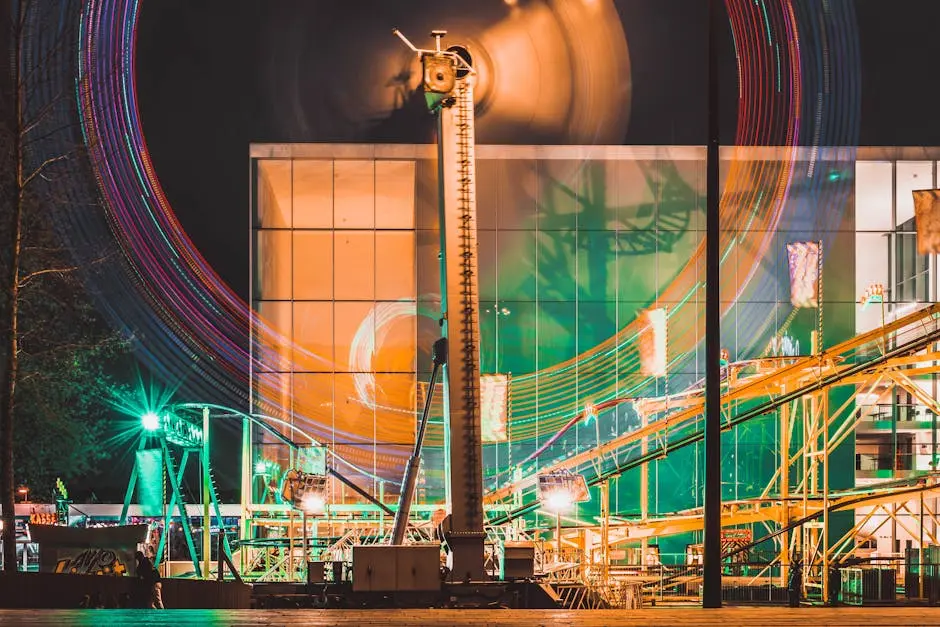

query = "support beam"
[[203, 407, 211, 579], [822, 392, 830, 603], [600, 480, 610, 586], [779, 388, 790, 586], [392, 339, 446, 545], [119, 439, 146, 525], [156, 445, 201, 576], [921, 491, 925, 598], [328, 468, 394, 517], [640, 412, 649, 565], [166, 444, 202, 576], [702, 0, 723, 608], [156, 448, 189, 565], [240, 414, 251, 575]]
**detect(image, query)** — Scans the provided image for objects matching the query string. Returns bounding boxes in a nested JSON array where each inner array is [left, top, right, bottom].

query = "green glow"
[[107, 370, 183, 450], [161, 413, 203, 448], [141, 411, 160, 431]]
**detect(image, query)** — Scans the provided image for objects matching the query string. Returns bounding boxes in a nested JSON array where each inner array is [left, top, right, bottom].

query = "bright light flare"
[[543, 490, 574, 513], [301, 493, 326, 515], [141, 412, 161, 431]]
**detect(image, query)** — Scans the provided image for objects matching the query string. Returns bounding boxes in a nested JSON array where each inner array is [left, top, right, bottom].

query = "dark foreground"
[[4, 607, 940, 626]]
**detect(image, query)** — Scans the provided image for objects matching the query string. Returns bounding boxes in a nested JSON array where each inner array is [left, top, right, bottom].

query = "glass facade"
[[856, 159, 940, 333], [853, 152, 940, 555], [251, 150, 424, 505], [249, 143, 878, 552]]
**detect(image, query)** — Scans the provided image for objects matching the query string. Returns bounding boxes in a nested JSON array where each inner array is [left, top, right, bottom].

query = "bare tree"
[[0, 0, 27, 573], [0, 0, 125, 571]]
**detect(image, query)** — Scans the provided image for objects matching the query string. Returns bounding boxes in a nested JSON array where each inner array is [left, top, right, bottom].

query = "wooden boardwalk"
[[4, 607, 940, 626]]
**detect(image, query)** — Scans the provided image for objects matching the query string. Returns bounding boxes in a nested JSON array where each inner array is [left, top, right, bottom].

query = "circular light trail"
[[68, 1, 860, 478]]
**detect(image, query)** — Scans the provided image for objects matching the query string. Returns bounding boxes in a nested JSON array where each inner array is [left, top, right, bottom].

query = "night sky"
[[136, 0, 940, 303]]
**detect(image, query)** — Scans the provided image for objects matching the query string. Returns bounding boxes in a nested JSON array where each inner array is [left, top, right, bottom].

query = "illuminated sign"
[[162, 413, 203, 448], [637, 308, 668, 377], [786, 241, 821, 309], [481, 374, 509, 443], [913, 189, 940, 254]]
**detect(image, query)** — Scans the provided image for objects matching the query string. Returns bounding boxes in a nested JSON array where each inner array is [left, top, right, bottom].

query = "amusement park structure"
[[247, 33, 940, 608], [127, 297, 940, 607], [15, 0, 934, 609], [241, 28, 494, 595], [107, 29, 940, 608]]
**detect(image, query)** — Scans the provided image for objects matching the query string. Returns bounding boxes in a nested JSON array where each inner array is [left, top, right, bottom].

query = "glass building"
[[248, 143, 940, 556]]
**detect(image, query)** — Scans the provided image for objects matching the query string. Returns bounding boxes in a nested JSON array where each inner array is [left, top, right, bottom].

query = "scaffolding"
[[119, 407, 233, 578], [483, 302, 940, 603]]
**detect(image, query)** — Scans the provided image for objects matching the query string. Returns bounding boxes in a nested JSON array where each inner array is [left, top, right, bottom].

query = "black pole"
[[703, 0, 723, 609], [328, 468, 394, 517], [391, 338, 447, 545]]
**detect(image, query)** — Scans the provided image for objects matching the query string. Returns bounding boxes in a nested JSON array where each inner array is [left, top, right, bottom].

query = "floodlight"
[[301, 493, 326, 515], [141, 412, 161, 431], [537, 470, 590, 512], [280, 469, 328, 514], [544, 490, 574, 513]]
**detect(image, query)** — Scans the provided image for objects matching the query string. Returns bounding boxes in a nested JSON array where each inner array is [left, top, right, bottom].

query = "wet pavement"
[[2, 607, 940, 626]]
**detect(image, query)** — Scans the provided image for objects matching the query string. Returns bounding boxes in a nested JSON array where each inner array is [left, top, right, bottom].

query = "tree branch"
[[20, 153, 71, 190], [17, 265, 80, 288], [20, 91, 71, 137], [22, 122, 76, 148]]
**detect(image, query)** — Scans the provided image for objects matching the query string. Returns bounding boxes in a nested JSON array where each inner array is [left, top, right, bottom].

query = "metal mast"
[[394, 29, 485, 582], [439, 67, 485, 581]]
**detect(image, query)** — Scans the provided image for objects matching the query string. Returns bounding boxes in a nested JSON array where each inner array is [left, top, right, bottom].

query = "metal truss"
[[483, 303, 940, 603]]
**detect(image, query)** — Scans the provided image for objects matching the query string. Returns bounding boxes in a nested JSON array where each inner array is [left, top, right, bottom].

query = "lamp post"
[[703, 0, 723, 608]]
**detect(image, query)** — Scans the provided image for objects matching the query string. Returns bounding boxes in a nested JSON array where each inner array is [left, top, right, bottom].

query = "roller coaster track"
[[486, 303, 940, 525], [557, 474, 940, 549], [719, 474, 940, 561], [172, 403, 398, 486]]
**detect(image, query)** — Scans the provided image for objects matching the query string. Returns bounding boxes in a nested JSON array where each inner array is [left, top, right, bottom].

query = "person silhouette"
[[788, 555, 803, 608], [135, 549, 164, 609]]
